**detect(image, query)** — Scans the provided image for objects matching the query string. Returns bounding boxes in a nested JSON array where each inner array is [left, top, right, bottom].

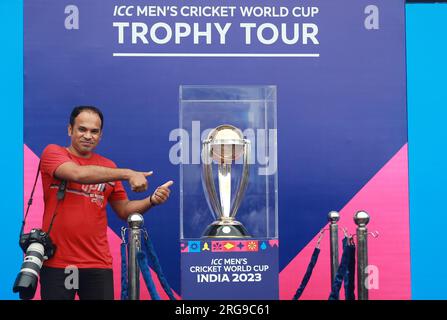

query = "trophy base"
[[202, 221, 251, 238]]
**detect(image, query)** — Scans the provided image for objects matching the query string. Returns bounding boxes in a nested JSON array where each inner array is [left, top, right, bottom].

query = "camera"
[[13, 229, 56, 300]]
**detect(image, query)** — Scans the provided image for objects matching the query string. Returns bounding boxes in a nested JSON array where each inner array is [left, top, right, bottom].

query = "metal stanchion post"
[[354, 210, 370, 300], [328, 211, 340, 286], [127, 213, 144, 300]]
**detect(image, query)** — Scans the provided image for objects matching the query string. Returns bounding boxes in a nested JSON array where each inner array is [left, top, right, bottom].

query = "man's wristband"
[[150, 194, 158, 206]]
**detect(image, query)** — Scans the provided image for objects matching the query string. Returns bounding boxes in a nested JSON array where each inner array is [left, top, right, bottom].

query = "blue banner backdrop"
[[23, 0, 408, 297]]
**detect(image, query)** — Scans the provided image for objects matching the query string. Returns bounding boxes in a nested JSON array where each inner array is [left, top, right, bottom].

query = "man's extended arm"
[[54, 161, 152, 192], [110, 181, 173, 220]]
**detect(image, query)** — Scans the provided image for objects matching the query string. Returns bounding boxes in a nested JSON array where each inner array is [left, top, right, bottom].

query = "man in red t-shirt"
[[39, 106, 173, 300]]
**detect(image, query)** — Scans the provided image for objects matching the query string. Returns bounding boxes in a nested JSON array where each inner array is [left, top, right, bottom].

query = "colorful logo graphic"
[[211, 241, 224, 252], [223, 242, 235, 251], [188, 241, 201, 253], [180, 242, 189, 253], [247, 241, 258, 252]]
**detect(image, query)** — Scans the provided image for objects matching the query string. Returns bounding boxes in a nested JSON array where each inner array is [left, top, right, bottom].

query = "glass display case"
[[179, 85, 279, 300], [179, 85, 278, 240]]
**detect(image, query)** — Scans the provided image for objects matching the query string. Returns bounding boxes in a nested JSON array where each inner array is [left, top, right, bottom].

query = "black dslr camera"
[[13, 229, 56, 300]]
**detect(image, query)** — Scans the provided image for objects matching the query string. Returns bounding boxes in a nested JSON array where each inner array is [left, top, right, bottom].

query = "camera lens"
[[13, 242, 45, 300]]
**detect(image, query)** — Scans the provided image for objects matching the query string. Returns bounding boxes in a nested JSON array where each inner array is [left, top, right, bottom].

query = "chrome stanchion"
[[354, 210, 370, 300], [328, 211, 340, 286], [127, 213, 144, 300]]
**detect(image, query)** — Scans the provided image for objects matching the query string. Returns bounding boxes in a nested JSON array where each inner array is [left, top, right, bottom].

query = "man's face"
[[68, 111, 102, 156]]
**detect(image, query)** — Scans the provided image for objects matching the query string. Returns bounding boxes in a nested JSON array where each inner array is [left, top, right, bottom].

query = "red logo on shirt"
[[82, 184, 106, 207]]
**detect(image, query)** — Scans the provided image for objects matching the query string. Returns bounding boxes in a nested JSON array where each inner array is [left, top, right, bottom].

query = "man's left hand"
[[150, 180, 174, 206]]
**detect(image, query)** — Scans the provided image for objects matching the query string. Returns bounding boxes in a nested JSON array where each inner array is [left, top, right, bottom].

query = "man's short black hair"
[[70, 106, 104, 130]]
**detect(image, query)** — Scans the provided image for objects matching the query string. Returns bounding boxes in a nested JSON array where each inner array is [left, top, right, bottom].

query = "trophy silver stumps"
[[201, 124, 251, 238]]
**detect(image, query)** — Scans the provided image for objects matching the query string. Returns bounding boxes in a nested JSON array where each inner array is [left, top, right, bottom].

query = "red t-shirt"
[[40, 144, 128, 269]]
